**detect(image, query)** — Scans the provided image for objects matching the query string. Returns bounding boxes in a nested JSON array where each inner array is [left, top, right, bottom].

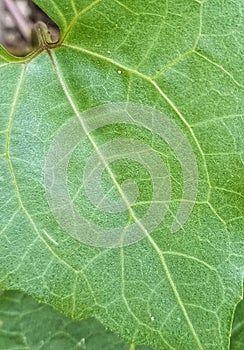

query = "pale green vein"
[[160, 306, 177, 330], [0, 62, 11, 69], [42, 229, 59, 246], [40, 257, 54, 279], [133, 199, 207, 206], [70, 0, 78, 15], [151, 50, 193, 80], [195, 51, 244, 89], [190, 114, 244, 127], [78, 250, 108, 273], [0, 209, 19, 237], [205, 152, 241, 156], [207, 203, 227, 227], [136, 21, 165, 72], [62, 0, 103, 41], [113, 0, 139, 16], [0, 194, 15, 211], [185, 304, 218, 315], [49, 0, 68, 29], [193, 2, 203, 49], [113, 18, 140, 54], [48, 48, 204, 350], [211, 187, 244, 200], [150, 79, 211, 191], [95, 9, 117, 26], [162, 251, 217, 272], [228, 216, 244, 223]]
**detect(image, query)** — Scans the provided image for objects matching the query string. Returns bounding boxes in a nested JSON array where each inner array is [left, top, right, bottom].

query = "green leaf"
[[0, 1, 243, 349], [231, 295, 244, 350], [0, 290, 150, 349]]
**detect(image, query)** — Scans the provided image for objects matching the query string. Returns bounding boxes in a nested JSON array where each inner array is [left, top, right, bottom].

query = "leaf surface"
[[0, 1, 244, 349]]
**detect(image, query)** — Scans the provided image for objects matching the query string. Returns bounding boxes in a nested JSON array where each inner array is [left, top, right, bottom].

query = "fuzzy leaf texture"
[[0, 1, 243, 350]]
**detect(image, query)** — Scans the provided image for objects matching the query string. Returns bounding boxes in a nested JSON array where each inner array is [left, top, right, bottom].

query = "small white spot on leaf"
[[77, 338, 86, 347]]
